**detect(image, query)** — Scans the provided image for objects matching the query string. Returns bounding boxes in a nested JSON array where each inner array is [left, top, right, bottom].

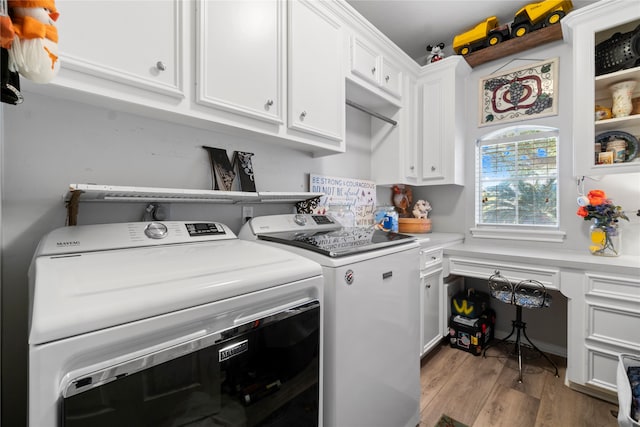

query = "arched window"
[[475, 125, 559, 230]]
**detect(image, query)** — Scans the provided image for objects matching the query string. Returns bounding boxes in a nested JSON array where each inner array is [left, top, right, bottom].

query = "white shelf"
[[65, 184, 322, 204], [594, 114, 640, 132]]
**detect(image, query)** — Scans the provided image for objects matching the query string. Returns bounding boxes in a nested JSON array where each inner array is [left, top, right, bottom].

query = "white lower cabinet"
[[565, 270, 640, 398], [420, 265, 443, 357], [420, 246, 462, 358]]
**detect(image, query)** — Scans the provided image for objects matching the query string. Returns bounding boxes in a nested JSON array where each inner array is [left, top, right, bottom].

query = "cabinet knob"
[[266, 99, 274, 107], [371, 66, 376, 74], [427, 284, 431, 289], [431, 166, 436, 172], [410, 165, 415, 170], [300, 111, 307, 120], [156, 61, 166, 71], [385, 75, 390, 82]]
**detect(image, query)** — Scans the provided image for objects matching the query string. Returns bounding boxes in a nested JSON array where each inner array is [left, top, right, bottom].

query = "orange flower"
[[587, 189, 607, 206], [576, 206, 588, 217]]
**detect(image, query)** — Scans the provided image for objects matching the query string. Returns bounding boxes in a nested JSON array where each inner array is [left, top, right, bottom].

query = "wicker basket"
[[398, 218, 431, 234]]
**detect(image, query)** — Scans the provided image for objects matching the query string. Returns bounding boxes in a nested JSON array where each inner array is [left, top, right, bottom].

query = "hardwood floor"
[[419, 341, 619, 427]]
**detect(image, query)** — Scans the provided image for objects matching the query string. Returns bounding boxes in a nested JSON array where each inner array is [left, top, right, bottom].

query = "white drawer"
[[447, 256, 559, 289], [420, 247, 443, 271], [586, 273, 640, 300]]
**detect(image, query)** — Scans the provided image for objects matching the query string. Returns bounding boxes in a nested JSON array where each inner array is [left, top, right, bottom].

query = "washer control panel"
[[144, 222, 169, 239], [185, 222, 226, 236], [36, 221, 236, 256]]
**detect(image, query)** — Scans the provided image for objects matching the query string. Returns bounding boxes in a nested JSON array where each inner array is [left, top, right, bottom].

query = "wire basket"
[[595, 24, 640, 76], [617, 353, 640, 427]]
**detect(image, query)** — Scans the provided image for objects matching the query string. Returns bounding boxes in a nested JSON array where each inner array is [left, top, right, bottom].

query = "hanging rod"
[[345, 99, 397, 126]]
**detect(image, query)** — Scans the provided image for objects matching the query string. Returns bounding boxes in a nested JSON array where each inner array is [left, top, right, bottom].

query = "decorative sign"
[[479, 58, 559, 126], [308, 174, 376, 227]]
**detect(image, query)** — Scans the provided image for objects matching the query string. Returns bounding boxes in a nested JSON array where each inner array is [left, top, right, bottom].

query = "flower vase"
[[589, 220, 621, 257], [609, 80, 637, 118]]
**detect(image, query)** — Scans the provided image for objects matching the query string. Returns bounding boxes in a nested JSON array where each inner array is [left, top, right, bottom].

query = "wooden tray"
[[398, 218, 432, 234]]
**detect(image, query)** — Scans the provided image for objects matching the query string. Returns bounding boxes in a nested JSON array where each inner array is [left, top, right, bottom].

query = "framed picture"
[[479, 57, 559, 127]]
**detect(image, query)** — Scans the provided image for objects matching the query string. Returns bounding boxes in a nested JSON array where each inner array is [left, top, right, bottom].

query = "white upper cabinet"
[[349, 35, 403, 100], [562, 0, 640, 177], [55, 0, 184, 99], [195, 0, 283, 124], [380, 56, 403, 98], [351, 36, 379, 86], [288, 0, 344, 143], [417, 57, 470, 186]]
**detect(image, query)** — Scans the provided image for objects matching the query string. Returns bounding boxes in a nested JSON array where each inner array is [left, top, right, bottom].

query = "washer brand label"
[[56, 240, 80, 247], [345, 269, 354, 285], [219, 339, 248, 362]]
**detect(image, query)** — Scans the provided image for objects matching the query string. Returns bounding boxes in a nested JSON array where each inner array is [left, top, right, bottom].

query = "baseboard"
[[566, 380, 618, 404]]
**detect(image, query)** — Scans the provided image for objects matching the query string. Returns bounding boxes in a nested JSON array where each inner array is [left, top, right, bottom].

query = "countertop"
[[404, 232, 465, 248], [445, 242, 640, 277]]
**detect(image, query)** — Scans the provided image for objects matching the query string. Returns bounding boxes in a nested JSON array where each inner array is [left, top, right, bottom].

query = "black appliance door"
[[61, 301, 320, 427]]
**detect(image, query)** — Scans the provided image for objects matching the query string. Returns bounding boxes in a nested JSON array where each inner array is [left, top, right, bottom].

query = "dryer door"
[[61, 301, 320, 427]]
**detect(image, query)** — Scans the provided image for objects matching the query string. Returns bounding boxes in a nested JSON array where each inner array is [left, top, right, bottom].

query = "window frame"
[[471, 125, 566, 243]]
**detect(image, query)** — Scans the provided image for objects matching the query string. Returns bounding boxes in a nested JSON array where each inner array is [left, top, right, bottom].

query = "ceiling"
[[345, 0, 599, 65]]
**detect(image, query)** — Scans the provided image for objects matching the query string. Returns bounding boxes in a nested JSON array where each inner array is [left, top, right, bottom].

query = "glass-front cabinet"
[[562, 1, 640, 177]]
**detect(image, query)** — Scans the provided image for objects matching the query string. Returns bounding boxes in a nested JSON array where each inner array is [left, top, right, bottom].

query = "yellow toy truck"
[[452, 0, 574, 56], [452, 16, 511, 56], [511, 0, 573, 38]]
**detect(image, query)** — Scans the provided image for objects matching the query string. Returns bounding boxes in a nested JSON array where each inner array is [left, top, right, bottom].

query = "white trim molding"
[[469, 227, 567, 243]]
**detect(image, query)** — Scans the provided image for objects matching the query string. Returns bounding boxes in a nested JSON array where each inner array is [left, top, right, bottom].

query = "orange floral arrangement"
[[577, 189, 628, 255], [576, 190, 628, 225]]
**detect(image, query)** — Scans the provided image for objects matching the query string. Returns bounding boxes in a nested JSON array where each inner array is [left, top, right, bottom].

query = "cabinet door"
[[288, 0, 344, 142], [418, 57, 469, 185], [421, 77, 445, 181], [442, 276, 464, 338], [380, 56, 402, 98], [351, 36, 379, 86], [196, 0, 282, 124], [58, 0, 183, 98], [420, 267, 443, 357]]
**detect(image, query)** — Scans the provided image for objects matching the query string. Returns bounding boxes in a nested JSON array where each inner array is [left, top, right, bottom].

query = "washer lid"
[[258, 227, 415, 257], [29, 238, 322, 345]]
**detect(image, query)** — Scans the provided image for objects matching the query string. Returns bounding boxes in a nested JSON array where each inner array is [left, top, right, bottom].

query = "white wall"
[[0, 92, 373, 426]]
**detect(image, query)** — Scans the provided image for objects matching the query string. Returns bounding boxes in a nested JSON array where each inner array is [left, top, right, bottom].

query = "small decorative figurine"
[[391, 185, 412, 217], [412, 200, 432, 219], [7, 0, 60, 84], [426, 42, 445, 64]]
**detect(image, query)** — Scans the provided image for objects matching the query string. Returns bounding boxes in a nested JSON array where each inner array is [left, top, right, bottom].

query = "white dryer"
[[239, 214, 421, 427], [28, 221, 324, 427]]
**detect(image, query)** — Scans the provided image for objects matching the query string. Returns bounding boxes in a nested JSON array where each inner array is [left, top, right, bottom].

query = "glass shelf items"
[[562, 2, 640, 177]]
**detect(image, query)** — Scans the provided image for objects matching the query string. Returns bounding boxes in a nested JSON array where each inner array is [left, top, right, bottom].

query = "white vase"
[[610, 80, 637, 118]]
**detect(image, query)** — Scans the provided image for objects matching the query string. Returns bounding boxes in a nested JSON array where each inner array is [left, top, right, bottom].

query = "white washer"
[[28, 221, 324, 427], [239, 214, 421, 427]]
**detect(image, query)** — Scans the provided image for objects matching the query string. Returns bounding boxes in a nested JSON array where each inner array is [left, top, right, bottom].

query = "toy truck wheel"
[[486, 32, 503, 47], [459, 46, 471, 56], [512, 23, 531, 38], [546, 11, 565, 25]]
